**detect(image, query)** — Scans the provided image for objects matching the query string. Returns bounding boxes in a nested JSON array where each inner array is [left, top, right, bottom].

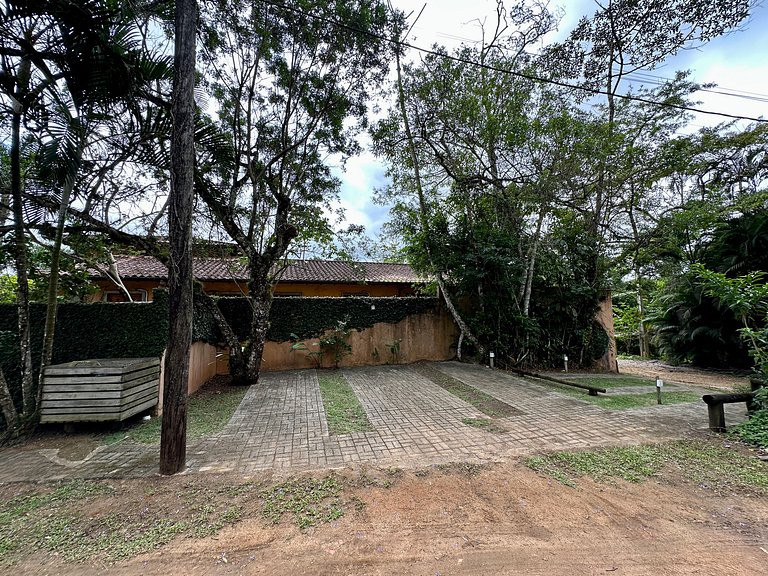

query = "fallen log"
[[508, 368, 607, 396]]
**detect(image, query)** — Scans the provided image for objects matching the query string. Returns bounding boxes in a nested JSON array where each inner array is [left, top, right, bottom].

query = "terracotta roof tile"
[[95, 256, 421, 284]]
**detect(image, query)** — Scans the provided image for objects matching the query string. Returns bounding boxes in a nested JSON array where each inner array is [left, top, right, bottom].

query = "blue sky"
[[333, 0, 768, 244]]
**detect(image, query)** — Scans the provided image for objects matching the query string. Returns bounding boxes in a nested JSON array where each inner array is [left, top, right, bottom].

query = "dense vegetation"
[[1, 0, 766, 442]]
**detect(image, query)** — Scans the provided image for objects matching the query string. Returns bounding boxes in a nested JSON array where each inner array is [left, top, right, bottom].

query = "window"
[[103, 289, 148, 302]]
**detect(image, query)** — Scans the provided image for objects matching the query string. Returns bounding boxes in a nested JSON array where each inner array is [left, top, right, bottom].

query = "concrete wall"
[[156, 341, 221, 415], [262, 307, 457, 371]]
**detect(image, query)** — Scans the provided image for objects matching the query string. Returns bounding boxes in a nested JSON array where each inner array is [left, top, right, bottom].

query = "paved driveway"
[[0, 363, 744, 482]]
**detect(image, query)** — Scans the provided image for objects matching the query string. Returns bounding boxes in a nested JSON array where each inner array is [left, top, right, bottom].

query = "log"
[[508, 367, 607, 395]]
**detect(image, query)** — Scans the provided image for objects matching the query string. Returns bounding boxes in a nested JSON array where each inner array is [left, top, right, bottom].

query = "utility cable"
[[256, 0, 767, 123]]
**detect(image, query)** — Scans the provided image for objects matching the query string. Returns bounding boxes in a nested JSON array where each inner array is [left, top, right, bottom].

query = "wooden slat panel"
[[42, 366, 160, 386], [41, 388, 157, 410], [41, 373, 159, 395], [42, 381, 157, 402], [40, 392, 158, 415], [40, 398, 158, 423], [43, 358, 159, 377], [41, 384, 158, 406]]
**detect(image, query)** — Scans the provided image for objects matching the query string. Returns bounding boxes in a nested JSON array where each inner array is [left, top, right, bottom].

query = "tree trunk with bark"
[[160, 0, 197, 475], [11, 107, 34, 421]]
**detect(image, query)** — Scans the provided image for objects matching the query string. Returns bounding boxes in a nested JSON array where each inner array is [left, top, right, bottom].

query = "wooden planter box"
[[40, 358, 160, 423]]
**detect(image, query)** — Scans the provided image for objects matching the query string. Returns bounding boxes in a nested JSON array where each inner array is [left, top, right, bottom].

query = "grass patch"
[[260, 476, 345, 530], [560, 376, 660, 389], [731, 410, 768, 449], [525, 439, 768, 492], [555, 387, 699, 409], [461, 417, 508, 434], [102, 379, 247, 445], [317, 371, 374, 435], [0, 472, 361, 566], [412, 363, 521, 417]]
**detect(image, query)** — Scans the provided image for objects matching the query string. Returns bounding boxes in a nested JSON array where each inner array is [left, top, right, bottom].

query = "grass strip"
[[317, 371, 374, 435], [103, 381, 247, 445], [555, 387, 699, 409], [412, 363, 521, 417], [558, 376, 663, 389], [525, 439, 768, 491]]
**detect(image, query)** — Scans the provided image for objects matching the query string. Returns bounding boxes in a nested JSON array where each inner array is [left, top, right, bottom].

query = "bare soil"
[[6, 453, 768, 576], [618, 358, 752, 391]]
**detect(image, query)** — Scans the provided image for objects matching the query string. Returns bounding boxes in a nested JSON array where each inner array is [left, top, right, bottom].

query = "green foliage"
[[260, 476, 345, 530], [317, 372, 374, 435], [731, 387, 768, 449], [695, 265, 768, 377], [319, 320, 353, 369], [525, 440, 768, 491], [197, 297, 439, 343]]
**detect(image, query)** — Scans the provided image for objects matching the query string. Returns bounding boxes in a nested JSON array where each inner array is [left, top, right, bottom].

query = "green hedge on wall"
[[194, 296, 441, 343]]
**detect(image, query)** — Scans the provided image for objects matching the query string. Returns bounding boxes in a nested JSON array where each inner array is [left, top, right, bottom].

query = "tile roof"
[[94, 255, 422, 284]]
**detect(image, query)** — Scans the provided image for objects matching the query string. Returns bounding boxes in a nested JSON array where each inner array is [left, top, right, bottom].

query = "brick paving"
[[0, 362, 749, 483]]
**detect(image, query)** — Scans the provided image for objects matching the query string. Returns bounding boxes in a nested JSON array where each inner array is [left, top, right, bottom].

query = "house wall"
[[91, 279, 413, 301], [209, 307, 456, 373], [156, 341, 220, 415]]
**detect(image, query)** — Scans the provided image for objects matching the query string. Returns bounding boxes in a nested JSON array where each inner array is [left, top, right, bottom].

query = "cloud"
[[331, 151, 391, 236]]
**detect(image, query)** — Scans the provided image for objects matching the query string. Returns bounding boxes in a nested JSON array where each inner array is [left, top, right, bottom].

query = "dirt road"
[[618, 359, 751, 391], [13, 458, 767, 576]]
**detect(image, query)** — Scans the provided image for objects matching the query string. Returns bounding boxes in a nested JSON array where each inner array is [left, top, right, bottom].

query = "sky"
[[333, 0, 768, 246]]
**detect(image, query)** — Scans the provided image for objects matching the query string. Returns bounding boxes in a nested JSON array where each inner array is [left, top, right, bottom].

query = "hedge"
[[0, 293, 440, 428], [195, 296, 441, 343]]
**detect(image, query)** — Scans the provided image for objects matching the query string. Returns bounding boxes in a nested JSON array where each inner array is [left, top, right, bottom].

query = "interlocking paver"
[[0, 362, 749, 483]]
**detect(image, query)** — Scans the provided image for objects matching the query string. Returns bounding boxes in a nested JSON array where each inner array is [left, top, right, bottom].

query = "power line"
[[257, 0, 767, 124]]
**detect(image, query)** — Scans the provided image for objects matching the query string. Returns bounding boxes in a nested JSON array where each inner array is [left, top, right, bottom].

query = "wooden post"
[[160, 0, 198, 475], [707, 402, 726, 432]]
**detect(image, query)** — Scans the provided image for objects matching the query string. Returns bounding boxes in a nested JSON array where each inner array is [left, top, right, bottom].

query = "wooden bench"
[[702, 379, 764, 432]]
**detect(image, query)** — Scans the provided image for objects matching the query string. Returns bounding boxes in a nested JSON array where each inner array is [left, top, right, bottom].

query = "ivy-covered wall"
[[195, 296, 440, 343], [0, 294, 441, 425]]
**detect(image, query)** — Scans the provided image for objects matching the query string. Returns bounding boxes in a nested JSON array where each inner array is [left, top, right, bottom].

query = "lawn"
[[103, 377, 247, 445], [558, 375, 665, 388], [554, 386, 700, 409]]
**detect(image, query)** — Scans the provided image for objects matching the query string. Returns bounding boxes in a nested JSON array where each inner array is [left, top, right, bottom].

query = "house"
[[89, 255, 422, 301]]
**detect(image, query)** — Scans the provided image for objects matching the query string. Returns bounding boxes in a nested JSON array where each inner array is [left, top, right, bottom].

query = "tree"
[[194, 0, 396, 383], [551, 0, 752, 287], [0, 0, 169, 436], [374, 2, 608, 366], [159, 0, 197, 476]]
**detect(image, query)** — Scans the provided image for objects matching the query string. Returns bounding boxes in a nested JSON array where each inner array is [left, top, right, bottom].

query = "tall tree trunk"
[[0, 368, 19, 436], [160, 0, 197, 475], [11, 108, 34, 420], [393, 29, 484, 359], [245, 262, 272, 383], [521, 205, 547, 317], [37, 127, 84, 410], [634, 267, 649, 358]]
